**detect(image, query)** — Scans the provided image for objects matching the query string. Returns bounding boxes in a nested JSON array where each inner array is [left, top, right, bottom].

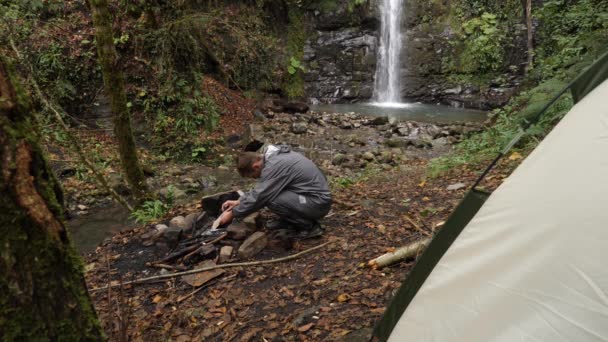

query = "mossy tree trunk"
[[523, 0, 534, 72], [0, 59, 104, 340], [90, 0, 148, 200]]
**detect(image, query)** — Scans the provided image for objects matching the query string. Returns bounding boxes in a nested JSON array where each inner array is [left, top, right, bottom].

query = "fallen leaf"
[[298, 323, 314, 332], [152, 295, 162, 303], [337, 293, 350, 303], [509, 151, 522, 160]]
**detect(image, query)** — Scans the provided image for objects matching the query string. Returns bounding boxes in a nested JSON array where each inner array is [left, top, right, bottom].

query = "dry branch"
[[91, 240, 334, 291], [368, 238, 431, 269]]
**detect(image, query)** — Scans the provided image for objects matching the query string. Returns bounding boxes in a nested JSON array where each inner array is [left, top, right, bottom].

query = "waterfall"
[[372, 0, 403, 105]]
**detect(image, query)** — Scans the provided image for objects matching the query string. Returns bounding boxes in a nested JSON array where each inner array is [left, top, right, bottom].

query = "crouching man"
[[219, 145, 332, 239]]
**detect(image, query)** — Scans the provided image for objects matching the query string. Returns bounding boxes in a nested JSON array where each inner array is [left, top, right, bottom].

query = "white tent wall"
[[390, 79, 608, 341]]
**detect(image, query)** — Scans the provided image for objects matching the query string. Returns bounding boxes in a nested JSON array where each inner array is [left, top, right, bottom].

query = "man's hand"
[[218, 210, 233, 226], [221, 200, 240, 212]]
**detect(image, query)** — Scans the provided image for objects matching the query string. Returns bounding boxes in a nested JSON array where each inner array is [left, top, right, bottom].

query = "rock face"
[[302, 0, 527, 109], [303, 1, 378, 103]]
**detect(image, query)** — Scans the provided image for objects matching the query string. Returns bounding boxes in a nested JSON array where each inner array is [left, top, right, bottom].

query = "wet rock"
[[284, 101, 309, 114], [447, 183, 466, 191], [291, 122, 308, 134], [219, 246, 233, 263], [371, 116, 389, 125], [227, 221, 254, 240], [332, 153, 348, 165], [362, 152, 375, 161], [238, 232, 268, 259]]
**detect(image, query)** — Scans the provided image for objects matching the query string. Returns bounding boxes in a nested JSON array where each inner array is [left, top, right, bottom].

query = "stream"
[[310, 103, 487, 123], [68, 104, 486, 254]]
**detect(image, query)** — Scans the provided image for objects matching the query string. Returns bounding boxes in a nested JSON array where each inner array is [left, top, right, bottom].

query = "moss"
[[0, 58, 105, 341], [90, 0, 148, 200]]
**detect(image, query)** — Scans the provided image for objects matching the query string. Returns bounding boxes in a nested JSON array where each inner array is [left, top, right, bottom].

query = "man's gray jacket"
[[232, 145, 331, 222]]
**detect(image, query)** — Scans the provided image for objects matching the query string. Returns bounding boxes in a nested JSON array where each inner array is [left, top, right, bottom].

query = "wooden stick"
[[90, 240, 333, 291], [145, 263, 186, 271], [403, 214, 432, 237], [152, 244, 199, 264], [368, 238, 431, 269]]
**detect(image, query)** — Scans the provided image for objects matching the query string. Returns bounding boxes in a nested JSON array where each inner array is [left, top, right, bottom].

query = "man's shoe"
[[294, 223, 324, 240], [266, 219, 292, 231]]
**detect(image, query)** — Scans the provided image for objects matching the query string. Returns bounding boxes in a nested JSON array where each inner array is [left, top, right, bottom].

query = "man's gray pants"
[[267, 191, 331, 229]]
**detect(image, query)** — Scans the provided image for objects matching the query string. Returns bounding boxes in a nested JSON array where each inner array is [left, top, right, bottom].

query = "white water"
[[372, 0, 404, 104]]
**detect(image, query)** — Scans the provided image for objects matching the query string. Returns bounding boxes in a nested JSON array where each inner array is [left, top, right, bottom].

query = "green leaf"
[[288, 66, 297, 74]]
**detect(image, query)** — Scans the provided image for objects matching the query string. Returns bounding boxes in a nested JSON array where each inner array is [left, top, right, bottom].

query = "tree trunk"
[[0, 58, 104, 340], [90, 0, 148, 200], [525, 0, 534, 72]]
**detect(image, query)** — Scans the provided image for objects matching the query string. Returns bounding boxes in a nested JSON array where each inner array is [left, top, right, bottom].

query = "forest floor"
[[77, 105, 522, 341]]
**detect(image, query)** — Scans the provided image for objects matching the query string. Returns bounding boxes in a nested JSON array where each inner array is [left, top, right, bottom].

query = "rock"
[[238, 231, 268, 259], [183, 213, 198, 230], [379, 151, 394, 164], [395, 127, 409, 136], [219, 246, 234, 263], [169, 216, 188, 230], [332, 153, 348, 165], [426, 124, 443, 139], [243, 212, 260, 230], [432, 137, 449, 147], [362, 152, 375, 161], [180, 177, 194, 184], [371, 116, 389, 125], [259, 97, 284, 113], [447, 183, 466, 191], [163, 226, 184, 243], [284, 101, 309, 114], [253, 109, 265, 120], [291, 122, 308, 134], [339, 121, 353, 129], [384, 138, 407, 148], [406, 139, 433, 149], [77, 204, 88, 211], [444, 85, 462, 95], [227, 221, 254, 240], [141, 224, 168, 242]]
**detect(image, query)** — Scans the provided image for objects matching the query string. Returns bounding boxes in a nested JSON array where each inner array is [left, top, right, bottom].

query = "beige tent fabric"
[[390, 79, 608, 342]]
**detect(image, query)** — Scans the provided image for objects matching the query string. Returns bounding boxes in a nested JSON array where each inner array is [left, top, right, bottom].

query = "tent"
[[374, 51, 608, 342]]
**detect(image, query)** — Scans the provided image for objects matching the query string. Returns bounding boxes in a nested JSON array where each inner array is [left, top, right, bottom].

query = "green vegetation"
[[130, 186, 175, 223], [430, 0, 608, 177]]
